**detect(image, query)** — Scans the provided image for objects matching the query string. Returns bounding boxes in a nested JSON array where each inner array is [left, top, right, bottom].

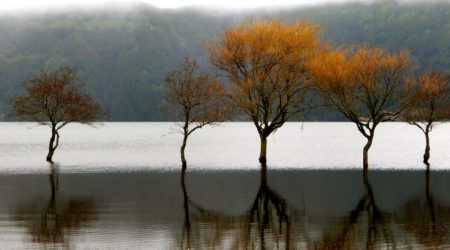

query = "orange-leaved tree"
[[404, 72, 450, 166], [164, 57, 231, 169], [12, 66, 106, 163], [309, 45, 415, 171], [208, 20, 324, 164]]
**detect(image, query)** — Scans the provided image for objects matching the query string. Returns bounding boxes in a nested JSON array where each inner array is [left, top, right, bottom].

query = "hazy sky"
[[0, 0, 375, 11]]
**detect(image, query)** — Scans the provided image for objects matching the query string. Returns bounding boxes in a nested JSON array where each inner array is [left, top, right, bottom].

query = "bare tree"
[[208, 20, 324, 164], [12, 66, 106, 163], [164, 57, 231, 169], [308, 45, 414, 171], [404, 72, 450, 166]]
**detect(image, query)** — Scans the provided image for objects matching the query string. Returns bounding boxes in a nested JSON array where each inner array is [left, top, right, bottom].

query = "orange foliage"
[[308, 45, 414, 168], [405, 72, 450, 129], [208, 20, 325, 136], [309, 45, 414, 127]]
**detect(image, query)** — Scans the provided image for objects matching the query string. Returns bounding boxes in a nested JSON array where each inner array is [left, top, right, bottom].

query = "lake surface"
[[1, 122, 450, 171], [0, 122, 449, 249]]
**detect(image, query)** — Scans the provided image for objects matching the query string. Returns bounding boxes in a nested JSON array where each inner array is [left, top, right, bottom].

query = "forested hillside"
[[0, 0, 448, 121]]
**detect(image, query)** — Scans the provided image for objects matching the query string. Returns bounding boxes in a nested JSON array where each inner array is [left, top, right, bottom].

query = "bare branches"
[[11, 66, 107, 163], [164, 57, 231, 132], [164, 57, 232, 167], [12, 66, 107, 130]]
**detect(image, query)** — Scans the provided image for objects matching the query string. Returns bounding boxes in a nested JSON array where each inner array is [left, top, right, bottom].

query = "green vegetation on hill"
[[0, 1, 448, 121]]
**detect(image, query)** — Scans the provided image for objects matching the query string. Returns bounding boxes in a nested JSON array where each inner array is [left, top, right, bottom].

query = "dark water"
[[1, 167, 449, 249]]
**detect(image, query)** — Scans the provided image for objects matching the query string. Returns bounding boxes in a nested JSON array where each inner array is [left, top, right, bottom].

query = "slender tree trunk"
[[181, 119, 189, 169], [181, 135, 188, 170], [259, 135, 268, 164], [424, 132, 431, 166], [363, 136, 374, 172], [46, 127, 57, 163]]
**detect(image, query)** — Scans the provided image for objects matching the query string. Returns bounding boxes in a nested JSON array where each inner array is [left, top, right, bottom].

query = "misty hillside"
[[0, 1, 448, 121]]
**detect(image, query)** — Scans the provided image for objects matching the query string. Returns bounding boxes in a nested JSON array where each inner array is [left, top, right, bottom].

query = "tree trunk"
[[181, 132, 188, 169], [363, 136, 374, 172], [46, 127, 57, 163], [259, 135, 268, 164], [423, 132, 431, 166]]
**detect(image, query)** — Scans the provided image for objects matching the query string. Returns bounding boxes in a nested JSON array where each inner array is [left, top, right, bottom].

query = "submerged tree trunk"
[[363, 135, 374, 172], [259, 135, 268, 164], [424, 132, 431, 166], [46, 127, 59, 163]]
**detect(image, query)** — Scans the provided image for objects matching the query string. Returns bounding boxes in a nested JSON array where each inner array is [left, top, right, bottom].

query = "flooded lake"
[[1, 122, 450, 171], [0, 122, 449, 248]]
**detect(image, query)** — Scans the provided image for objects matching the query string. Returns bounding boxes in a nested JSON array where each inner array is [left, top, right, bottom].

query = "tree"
[[404, 72, 450, 166], [308, 45, 414, 171], [208, 20, 324, 164], [12, 66, 106, 163], [164, 57, 230, 169]]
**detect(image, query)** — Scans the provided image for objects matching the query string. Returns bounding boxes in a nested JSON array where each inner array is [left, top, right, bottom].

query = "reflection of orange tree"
[[13, 165, 97, 245], [317, 173, 393, 250], [179, 165, 304, 249], [396, 167, 450, 248], [243, 165, 292, 249]]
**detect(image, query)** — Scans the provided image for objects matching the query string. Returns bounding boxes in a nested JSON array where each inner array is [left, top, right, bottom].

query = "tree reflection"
[[317, 172, 393, 249], [396, 166, 450, 248], [180, 168, 192, 250], [13, 164, 97, 246], [179, 164, 300, 249], [243, 164, 292, 249], [178, 167, 450, 249]]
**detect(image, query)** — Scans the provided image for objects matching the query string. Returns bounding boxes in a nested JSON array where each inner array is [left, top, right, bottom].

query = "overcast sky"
[[0, 0, 379, 11]]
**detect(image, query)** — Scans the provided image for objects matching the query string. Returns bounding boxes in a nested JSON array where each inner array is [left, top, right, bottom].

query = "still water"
[[1, 122, 450, 171], [0, 122, 449, 249]]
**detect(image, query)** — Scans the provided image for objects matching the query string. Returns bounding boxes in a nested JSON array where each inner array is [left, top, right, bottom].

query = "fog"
[[0, 0, 446, 13]]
